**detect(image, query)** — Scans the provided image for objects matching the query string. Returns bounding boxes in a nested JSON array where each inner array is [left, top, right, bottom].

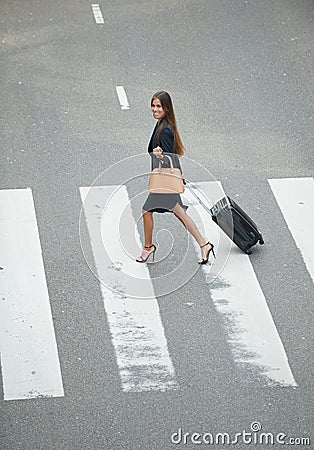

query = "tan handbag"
[[149, 154, 185, 194]]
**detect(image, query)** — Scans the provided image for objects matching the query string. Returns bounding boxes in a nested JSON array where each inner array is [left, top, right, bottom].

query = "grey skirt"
[[142, 193, 188, 214]]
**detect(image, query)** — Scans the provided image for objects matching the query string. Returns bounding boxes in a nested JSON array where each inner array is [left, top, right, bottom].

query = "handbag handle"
[[158, 154, 175, 173]]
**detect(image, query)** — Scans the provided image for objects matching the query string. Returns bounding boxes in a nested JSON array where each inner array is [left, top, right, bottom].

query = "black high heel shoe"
[[198, 242, 215, 265], [136, 244, 157, 263]]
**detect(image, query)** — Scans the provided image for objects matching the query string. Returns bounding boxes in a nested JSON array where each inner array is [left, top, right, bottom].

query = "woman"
[[136, 91, 215, 264]]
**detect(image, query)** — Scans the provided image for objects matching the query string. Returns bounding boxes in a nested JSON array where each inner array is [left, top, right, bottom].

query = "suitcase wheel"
[[246, 249, 253, 255], [259, 235, 264, 245]]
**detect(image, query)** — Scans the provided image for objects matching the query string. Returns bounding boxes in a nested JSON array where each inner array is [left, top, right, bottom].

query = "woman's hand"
[[153, 146, 164, 159]]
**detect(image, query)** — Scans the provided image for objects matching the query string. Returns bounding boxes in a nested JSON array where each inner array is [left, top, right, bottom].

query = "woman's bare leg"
[[173, 211, 186, 228], [172, 203, 212, 259], [143, 209, 154, 247], [136, 209, 155, 260]]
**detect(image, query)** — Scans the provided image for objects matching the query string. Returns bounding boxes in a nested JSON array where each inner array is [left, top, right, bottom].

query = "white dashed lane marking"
[[116, 86, 130, 110], [91, 4, 104, 24]]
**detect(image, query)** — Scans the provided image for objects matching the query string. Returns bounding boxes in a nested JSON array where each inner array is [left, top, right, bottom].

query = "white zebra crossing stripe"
[[79, 186, 177, 391], [0, 189, 64, 400], [182, 182, 297, 386], [268, 177, 314, 283]]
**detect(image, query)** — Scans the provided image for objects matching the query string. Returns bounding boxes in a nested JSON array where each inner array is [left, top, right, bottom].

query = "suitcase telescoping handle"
[[184, 179, 213, 216]]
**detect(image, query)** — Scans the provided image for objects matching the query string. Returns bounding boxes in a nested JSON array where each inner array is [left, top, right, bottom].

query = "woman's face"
[[151, 98, 166, 121]]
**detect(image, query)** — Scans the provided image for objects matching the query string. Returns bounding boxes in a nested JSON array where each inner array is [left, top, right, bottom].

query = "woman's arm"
[[152, 126, 174, 160], [159, 126, 174, 153]]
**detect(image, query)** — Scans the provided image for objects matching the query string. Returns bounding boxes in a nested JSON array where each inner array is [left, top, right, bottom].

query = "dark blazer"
[[148, 118, 182, 171]]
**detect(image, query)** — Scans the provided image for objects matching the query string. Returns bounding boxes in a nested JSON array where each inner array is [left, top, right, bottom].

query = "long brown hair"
[[151, 91, 185, 156]]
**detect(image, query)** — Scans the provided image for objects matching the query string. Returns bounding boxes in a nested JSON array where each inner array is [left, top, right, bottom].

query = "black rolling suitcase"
[[210, 196, 264, 254], [185, 181, 264, 254]]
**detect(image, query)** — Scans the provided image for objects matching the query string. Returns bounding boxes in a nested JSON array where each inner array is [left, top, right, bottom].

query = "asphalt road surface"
[[1, 0, 313, 449]]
